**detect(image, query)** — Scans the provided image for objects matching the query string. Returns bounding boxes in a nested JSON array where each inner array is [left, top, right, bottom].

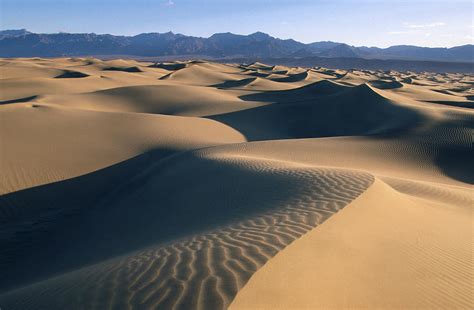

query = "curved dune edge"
[[0, 103, 247, 196], [230, 178, 473, 310], [0, 162, 374, 309]]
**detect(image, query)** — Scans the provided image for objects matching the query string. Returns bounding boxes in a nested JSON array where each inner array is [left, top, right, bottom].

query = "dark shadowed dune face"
[[0, 95, 38, 105], [210, 83, 423, 140], [238, 79, 350, 102], [54, 70, 90, 78], [103, 66, 143, 72], [212, 77, 257, 88], [0, 58, 473, 310], [369, 79, 403, 89], [149, 62, 187, 70], [246, 70, 271, 77]]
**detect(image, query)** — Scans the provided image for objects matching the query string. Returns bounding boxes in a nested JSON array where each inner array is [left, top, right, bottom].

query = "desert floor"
[[0, 58, 472, 309]]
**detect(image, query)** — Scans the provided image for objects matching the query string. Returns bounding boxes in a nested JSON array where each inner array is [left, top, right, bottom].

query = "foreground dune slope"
[[0, 153, 373, 309], [231, 178, 473, 310], [0, 58, 472, 309]]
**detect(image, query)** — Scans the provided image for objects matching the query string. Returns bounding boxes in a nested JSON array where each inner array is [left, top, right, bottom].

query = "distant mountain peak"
[[209, 32, 240, 38], [319, 43, 359, 58], [0, 29, 31, 37], [249, 31, 272, 39]]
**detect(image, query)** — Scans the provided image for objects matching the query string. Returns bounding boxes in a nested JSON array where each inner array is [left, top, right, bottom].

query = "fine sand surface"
[[0, 58, 472, 309]]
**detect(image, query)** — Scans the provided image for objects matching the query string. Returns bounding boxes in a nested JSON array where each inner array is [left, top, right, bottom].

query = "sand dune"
[[210, 83, 423, 140], [269, 70, 308, 82], [231, 178, 473, 310], [39, 84, 265, 116], [0, 156, 373, 309], [0, 103, 245, 196], [0, 58, 472, 309]]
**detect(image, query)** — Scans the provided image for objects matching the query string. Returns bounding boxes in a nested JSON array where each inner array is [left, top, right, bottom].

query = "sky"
[[1, 0, 473, 48]]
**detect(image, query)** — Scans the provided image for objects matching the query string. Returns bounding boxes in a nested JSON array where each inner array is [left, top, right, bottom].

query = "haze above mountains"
[[1, 29, 473, 63]]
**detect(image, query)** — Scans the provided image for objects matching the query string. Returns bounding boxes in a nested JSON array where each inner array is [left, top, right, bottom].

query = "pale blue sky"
[[1, 0, 472, 47]]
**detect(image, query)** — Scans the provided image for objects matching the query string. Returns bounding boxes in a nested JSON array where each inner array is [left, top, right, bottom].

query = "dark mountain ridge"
[[0, 29, 472, 62]]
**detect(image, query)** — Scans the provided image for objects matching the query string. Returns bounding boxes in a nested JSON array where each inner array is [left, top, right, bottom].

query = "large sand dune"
[[0, 58, 472, 309]]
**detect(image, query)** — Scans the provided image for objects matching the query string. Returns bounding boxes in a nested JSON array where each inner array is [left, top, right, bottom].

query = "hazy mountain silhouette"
[[0, 29, 472, 62]]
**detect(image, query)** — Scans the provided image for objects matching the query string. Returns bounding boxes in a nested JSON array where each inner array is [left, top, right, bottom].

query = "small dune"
[[246, 62, 274, 71], [212, 77, 258, 88], [159, 64, 249, 87], [270, 70, 308, 82]]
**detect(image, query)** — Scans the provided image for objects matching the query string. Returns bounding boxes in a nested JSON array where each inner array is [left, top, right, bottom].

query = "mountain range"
[[0, 29, 472, 62]]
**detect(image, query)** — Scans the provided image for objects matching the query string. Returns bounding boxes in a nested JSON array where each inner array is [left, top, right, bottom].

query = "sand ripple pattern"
[[0, 161, 373, 310]]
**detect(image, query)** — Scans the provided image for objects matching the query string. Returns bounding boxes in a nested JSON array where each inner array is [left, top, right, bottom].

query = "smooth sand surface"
[[0, 58, 472, 309]]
